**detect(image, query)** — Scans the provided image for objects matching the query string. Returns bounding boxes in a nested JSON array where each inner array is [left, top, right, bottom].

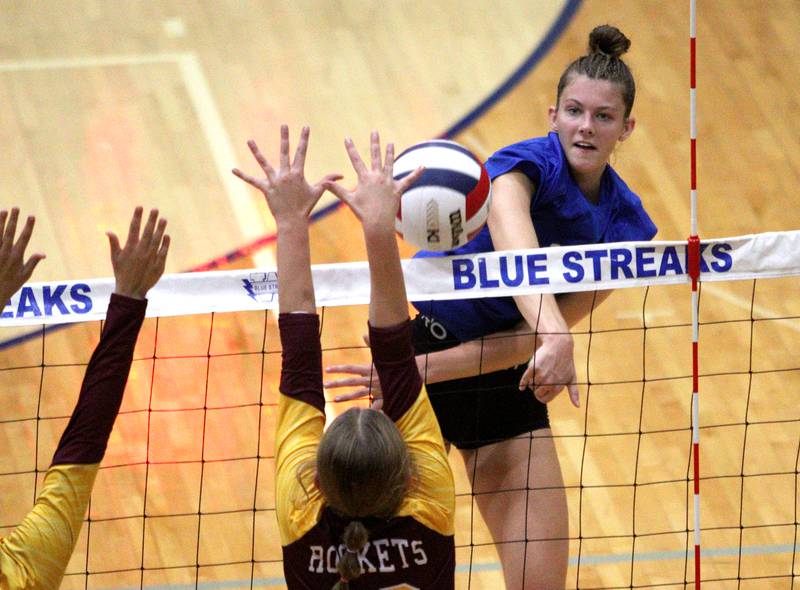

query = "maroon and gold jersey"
[[0, 295, 146, 590], [276, 314, 455, 589]]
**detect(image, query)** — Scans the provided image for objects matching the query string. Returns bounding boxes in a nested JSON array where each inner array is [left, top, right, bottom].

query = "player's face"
[[549, 75, 635, 182]]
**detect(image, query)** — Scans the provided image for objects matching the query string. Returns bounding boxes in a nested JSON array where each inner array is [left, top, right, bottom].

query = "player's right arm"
[[323, 132, 424, 418], [233, 125, 341, 544], [326, 132, 453, 532], [481, 171, 579, 406]]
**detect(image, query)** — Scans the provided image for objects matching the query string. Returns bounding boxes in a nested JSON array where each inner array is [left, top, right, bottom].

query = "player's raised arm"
[[324, 132, 423, 327], [53, 206, 170, 467], [0, 208, 45, 306], [232, 125, 341, 314], [0, 207, 169, 590], [324, 132, 424, 422]]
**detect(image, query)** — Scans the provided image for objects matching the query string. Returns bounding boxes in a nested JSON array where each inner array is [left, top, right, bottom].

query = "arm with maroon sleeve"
[[322, 132, 425, 420], [51, 294, 146, 465], [325, 133, 455, 539], [0, 207, 169, 590], [0, 295, 146, 590], [232, 126, 342, 545]]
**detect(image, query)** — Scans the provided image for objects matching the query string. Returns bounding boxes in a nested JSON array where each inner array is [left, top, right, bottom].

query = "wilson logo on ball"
[[393, 140, 492, 251]]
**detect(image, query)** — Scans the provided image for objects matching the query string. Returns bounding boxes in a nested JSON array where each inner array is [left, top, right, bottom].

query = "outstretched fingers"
[[383, 142, 396, 178], [247, 139, 276, 184], [231, 167, 263, 190], [20, 252, 45, 283], [291, 126, 310, 173], [125, 206, 143, 250], [0, 210, 8, 244], [156, 233, 171, 273], [1, 208, 20, 253], [12, 215, 36, 259], [323, 179, 352, 206], [106, 231, 122, 261], [110, 208, 170, 300], [0, 209, 45, 303], [370, 130, 382, 171], [279, 124, 290, 171], [139, 208, 160, 249], [344, 137, 369, 177], [396, 166, 425, 193]]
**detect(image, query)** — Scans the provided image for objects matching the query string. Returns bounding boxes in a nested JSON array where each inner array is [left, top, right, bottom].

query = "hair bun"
[[588, 25, 631, 59]]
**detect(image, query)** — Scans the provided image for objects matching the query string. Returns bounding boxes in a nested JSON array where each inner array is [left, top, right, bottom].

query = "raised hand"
[[323, 131, 424, 233], [519, 332, 580, 407], [106, 207, 170, 300], [0, 208, 45, 305], [232, 125, 342, 225]]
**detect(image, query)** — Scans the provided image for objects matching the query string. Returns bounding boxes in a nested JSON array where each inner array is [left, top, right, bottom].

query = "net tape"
[[2, 230, 799, 327]]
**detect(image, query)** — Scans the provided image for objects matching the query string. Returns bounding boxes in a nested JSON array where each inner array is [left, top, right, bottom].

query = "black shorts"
[[411, 314, 550, 450]]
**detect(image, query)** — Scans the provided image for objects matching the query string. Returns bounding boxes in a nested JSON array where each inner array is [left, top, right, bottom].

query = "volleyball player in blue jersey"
[[328, 25, 657, 589], [0, 207, 169, 590]]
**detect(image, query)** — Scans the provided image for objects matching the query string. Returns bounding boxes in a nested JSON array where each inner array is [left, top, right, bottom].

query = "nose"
[[579, 113, 595, 136]]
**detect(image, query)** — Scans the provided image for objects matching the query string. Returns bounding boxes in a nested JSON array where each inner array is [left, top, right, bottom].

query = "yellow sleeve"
[[274, 394, 326, 546], [0, 463, 99, 590], [395, 387, 455, 536]]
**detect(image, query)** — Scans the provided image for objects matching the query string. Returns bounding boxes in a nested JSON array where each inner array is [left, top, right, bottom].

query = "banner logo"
[[242, 272, 278, 303]]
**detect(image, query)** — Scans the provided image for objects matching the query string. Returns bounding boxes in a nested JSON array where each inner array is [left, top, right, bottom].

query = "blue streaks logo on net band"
[[242, 272, 278, 303]]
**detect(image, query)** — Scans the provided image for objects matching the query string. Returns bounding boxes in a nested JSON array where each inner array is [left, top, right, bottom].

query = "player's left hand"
[[0, 208, 45, 305]]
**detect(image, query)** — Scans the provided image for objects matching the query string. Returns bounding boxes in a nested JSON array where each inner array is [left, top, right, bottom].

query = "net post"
[[689, 0, 700, 585], [689, 232, 701, 590]]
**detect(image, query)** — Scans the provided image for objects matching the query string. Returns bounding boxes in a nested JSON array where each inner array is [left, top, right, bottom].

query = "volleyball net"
[[1, 231, 799, 589]]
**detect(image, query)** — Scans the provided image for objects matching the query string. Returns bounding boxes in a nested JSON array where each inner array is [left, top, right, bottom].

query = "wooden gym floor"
[[1, 1, 799, 588]]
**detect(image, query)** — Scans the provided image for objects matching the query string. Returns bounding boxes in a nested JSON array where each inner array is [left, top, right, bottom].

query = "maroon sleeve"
[[369, 319, 422, 422], [278, 313, 324, 413], [51, 294, 147, 466]]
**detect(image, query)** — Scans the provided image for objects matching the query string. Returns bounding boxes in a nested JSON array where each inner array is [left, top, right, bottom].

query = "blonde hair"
[[331, 521, 369, 590], [312, 407, 414, 588]]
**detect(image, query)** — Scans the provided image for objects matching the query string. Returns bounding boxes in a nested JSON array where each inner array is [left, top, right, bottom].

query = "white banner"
[[1, 231, 799, 327]]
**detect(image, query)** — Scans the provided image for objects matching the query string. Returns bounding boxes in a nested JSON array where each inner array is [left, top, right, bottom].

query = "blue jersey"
[[412, 132, 657, 340]]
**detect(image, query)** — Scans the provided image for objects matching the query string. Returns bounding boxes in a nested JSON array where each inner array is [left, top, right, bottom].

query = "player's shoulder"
[[486, 133, 557, 187], [489, 134, 553, 164]]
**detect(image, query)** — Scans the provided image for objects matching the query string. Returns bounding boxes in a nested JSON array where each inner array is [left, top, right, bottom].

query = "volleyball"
[[393, 139, 492, 251]]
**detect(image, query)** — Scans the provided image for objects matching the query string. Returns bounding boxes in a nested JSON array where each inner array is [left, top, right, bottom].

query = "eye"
[[565, 106, 580, 116], [596, 112, 611, 121]]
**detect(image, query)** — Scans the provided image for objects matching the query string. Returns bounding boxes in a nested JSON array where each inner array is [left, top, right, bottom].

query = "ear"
[[619, 116, 636, 142], [548, 105, 558, 131]]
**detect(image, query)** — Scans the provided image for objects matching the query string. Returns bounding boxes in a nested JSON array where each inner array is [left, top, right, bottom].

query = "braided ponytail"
[[331, 521, 369, 590]]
